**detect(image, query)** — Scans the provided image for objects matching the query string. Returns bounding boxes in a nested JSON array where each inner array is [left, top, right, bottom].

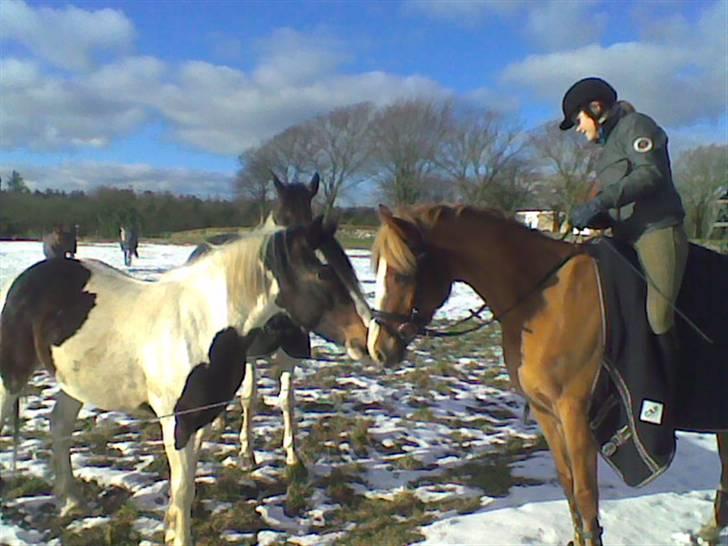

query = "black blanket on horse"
[[587, 239, 728, 487]]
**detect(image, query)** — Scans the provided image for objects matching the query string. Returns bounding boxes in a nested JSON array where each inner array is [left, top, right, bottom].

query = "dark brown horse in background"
[[367, 203, 727, 546], [186, 172, 319, 262], [186, 171, 320, 472], [42, 224, 78, 259]]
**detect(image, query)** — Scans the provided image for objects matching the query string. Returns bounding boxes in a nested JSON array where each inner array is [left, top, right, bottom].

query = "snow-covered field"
[[0, 240, 724, 545]]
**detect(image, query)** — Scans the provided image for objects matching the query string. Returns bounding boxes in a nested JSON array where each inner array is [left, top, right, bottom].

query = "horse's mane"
[[371, 203, 547, 274], [169, 227, 277, 306]]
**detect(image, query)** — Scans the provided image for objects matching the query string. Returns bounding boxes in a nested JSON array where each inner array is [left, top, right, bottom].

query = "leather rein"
[[371, 251, 580, 346]]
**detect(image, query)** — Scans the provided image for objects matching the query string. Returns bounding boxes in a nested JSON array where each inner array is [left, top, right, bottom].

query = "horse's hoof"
[[695, 524, 722, 545], [59, 495, 85, 517], [239, 453, 257, 471]]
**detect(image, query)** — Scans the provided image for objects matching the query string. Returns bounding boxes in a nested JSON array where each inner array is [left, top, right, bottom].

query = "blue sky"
[[1, 0, 726, 201]]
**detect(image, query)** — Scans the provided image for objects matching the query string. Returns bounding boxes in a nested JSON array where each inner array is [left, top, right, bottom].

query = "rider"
[[560, 77, 688, 381]]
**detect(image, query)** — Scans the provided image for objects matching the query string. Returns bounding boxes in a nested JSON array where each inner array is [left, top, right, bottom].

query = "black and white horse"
[[0, 218, 371, 546], [119, 224, 140, 266], [189, 173, 321, 471]]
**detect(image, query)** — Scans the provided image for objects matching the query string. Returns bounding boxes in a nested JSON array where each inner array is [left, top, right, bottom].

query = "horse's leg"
[[50, 390, 83, 515], [529, 404, 583, 544], [239, 360, 257, 470], [161, 416, 198, 546], [211, 409, 226, 432], [559, 398, 602, 546], [275, 350, 303, 475], [0, 380, 19, 437], [0, 380, 20, 488], [698, 432, 728, 544]]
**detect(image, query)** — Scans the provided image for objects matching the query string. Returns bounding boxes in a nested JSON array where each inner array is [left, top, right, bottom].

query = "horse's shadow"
[[124, 266, 168, 278], [502, 431, 719, 506]]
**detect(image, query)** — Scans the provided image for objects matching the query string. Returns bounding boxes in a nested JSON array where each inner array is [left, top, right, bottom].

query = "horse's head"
[[271, 172, 319, 227], [266, 216, 370, 360], [367, 205, 453, 367]]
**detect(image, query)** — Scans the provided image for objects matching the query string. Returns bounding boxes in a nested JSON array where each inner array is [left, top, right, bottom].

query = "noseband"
[[371, 306, 428, 346]]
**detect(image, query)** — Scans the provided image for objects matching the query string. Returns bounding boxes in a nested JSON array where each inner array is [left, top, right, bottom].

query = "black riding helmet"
[[559, 77, 617, 130]]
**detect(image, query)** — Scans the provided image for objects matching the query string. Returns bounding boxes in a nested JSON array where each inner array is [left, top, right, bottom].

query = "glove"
[[570, 198, 607, 230]]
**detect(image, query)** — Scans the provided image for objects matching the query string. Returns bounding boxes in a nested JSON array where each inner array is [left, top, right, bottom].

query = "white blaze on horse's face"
[[367, 256, 389, 363]]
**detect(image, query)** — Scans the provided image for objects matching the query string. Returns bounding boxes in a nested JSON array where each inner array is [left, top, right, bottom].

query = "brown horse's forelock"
[[371, 203, 502, 274], [371, 222, 417, 276]]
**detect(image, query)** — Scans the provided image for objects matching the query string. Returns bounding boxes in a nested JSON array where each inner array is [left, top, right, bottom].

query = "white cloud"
[[0, 27, 450, 156], [252, 27, 348, 87], [0, 0, 134, 71], [0, 57, 148, 151], [501, 26, 727, 129], [1, 0, 722, 164], [524, 1, 607, 51], [1, 162, 235, 199]]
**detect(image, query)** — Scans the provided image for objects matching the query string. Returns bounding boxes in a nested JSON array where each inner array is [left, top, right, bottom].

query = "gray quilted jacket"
[[595, 104, 685, 242]]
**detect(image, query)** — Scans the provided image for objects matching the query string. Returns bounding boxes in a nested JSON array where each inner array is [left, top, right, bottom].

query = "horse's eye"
[[317, 266, 335, 282], [394, 272, 413, 284]]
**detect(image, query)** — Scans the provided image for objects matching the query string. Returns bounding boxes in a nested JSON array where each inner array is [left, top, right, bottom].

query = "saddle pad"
[[586, 239, 728, 487]]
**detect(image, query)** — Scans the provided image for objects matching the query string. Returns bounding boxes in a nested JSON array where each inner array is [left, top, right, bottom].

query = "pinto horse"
[[187, 172, 320, 471], [0, 217, 370, 546], [367, 203, 727, 546]]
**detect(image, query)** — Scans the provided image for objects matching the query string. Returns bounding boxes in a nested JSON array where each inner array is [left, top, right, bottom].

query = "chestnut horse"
[[367, 203, 727, 546]]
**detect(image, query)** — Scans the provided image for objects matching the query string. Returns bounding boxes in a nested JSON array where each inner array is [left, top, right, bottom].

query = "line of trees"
[[0, 178, 253, 239], [1, 100, 724, 240], [0, 172, 380, 239], [236, 98, 726, 238]]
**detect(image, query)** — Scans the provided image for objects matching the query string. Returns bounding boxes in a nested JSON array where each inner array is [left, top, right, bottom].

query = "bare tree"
[[235, 147, 274, 222], [528, 121, 599, 230], [263, 124, 319, 182], [482, 158, 539, 215], [235, 124, 321, 221], [437, 108, 525, 206], [674, 144, 728, 238], [307, 102, 376, 215], [370, 98, 452, 205]]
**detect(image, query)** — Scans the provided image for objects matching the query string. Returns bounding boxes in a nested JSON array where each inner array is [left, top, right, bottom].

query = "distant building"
[[515, 208, 599, 237], [515, 209, 563, 233]]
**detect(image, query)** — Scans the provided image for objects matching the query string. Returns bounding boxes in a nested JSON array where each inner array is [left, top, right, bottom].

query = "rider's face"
[[575, 110, 600, 142]]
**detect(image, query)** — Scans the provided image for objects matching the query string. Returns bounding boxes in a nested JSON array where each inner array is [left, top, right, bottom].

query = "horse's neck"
[[432, 212, 575, 318]]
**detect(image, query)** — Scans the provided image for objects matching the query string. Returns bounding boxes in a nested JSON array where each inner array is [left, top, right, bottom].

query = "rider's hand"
[[571, 197, 607, 230]]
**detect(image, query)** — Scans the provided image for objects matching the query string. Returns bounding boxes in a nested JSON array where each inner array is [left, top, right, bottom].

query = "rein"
[[372, 251, 581, 342]]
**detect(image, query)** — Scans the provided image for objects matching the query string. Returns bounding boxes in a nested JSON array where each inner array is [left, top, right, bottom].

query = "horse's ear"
[[378, 204, 394, 222], [309, 172, 320, 197], [272, 172, 285, 195], [378, 204, 423, 249]]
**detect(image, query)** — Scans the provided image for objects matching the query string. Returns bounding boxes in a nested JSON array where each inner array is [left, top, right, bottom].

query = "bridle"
[[371, 250, 581, 346]]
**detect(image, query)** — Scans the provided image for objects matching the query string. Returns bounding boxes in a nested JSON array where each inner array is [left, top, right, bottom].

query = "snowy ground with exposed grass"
[[0, 239, 724, 545]]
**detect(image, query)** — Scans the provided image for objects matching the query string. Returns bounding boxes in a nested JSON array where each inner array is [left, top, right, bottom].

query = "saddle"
[[587, 239, 728, 487]]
